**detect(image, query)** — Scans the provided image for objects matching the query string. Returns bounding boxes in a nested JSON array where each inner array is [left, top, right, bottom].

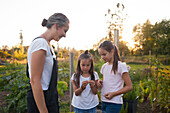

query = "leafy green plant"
[[58, 60, 70, 84], [138, 80, 150, 102], [59, 101, 70, 112], [94, 59, 104, 78], [120, 102, 128, 113], [57, 81, 68, 97], [148, 58, 170, 112], [124, 83, 138, 100], [0, 63, 29, 113]]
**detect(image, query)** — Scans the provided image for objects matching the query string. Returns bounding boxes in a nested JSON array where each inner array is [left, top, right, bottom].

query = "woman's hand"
[[97, 79, 103, 88]]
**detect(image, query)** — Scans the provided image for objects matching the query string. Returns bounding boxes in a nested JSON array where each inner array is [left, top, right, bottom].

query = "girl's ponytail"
[[113, 45, 121, 74]]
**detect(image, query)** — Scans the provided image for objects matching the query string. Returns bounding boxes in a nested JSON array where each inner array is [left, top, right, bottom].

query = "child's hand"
[[88, 80, 95, 88], [97, 79, 103, 88], [81, 81, 88, 89], [104, 92, 115, 100], [127, 65, 131, 71]]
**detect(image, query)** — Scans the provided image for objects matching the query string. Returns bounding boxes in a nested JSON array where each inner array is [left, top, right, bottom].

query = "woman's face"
[[54, 24, 69, 41]]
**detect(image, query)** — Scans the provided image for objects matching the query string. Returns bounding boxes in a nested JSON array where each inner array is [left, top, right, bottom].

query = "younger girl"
[[97, 40, 133, 113], [71, 50, 99, 113]]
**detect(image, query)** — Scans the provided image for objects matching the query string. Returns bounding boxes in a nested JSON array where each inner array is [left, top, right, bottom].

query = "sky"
[[0, 0, 169, 50]]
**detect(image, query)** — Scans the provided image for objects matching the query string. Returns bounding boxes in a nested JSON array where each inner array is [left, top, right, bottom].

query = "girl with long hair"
[[97, 40, 133, 113], [71, 50, 99, 113]]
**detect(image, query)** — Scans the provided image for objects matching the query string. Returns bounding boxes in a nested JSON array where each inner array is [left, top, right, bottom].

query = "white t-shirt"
[[100, 61, 128, 104], [71, 72, 99, 109], [27, 38, 56, 90]]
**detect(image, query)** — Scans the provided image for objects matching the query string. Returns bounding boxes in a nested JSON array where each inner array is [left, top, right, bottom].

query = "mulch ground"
[[137, 100, 168, 113]]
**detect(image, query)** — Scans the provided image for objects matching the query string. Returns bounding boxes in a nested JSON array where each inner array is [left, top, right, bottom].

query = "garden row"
[[0, 62, 69, 113], [0, 57, 169, 113], [121, 58, 169, 113]]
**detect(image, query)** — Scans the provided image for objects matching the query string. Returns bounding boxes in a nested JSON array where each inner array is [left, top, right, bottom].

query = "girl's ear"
[[111, 49, 114, 54]]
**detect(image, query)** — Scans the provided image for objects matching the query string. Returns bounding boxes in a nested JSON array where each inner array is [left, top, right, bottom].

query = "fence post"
[[69, 52, 74, 112], [12, 47, 15, 63], [149, 50, 151, 65]]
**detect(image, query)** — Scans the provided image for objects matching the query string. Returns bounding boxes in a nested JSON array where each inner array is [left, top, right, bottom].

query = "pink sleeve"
[[100, 64, 105, 74], [120, 63, 128, 76]]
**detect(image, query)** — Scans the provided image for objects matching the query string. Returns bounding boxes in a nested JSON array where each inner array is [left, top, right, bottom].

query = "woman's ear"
[[51, 24, 57, 30], [55, 23, 60, 29]]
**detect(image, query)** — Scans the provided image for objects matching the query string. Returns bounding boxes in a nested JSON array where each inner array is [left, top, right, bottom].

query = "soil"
[[137, 100, 168, 113]]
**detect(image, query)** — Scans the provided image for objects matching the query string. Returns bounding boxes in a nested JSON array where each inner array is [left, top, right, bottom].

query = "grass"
[[128, 64, 150, 70]]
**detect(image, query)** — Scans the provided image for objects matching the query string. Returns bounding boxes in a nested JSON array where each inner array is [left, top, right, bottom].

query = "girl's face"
[[80, 59, 91, 74], [98, 48, 114, 64], [54, 24, 69, 41]]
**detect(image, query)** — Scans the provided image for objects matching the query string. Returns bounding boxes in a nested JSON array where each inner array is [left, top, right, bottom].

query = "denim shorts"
[[101, 102, 122, 113], [74, 107, 96, 113]]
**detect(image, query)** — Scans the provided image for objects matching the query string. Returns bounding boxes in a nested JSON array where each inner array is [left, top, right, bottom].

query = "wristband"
[[81, 85, 85, 90]]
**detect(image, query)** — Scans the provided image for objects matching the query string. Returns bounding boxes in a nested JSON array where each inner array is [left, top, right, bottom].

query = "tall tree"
[[142, 19, 153, 55], [105, 2, 127, 48], [151, 19, 170, 56], [93, 2, 127, 51], [133, 19, 170, 56], [133, 19, 153, 55], [119, 40, 130, 56]]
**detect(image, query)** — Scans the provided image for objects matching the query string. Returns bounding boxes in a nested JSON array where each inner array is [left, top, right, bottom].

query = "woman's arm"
[[30, 50, 48, 113], [104, 72, 133, 100], [72, 80, 88, 96]]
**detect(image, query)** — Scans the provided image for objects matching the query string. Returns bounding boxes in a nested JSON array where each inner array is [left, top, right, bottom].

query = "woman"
[[27, 13, 69, 113]]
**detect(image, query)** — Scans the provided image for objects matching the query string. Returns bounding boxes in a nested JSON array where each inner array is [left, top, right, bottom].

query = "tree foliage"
[[133, 19, 170, 56], [119, 40, 130, 56], [151, 19, 170, 56]]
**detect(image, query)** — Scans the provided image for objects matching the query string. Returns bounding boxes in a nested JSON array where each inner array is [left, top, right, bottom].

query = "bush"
[[124, 83, 138, 100]]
